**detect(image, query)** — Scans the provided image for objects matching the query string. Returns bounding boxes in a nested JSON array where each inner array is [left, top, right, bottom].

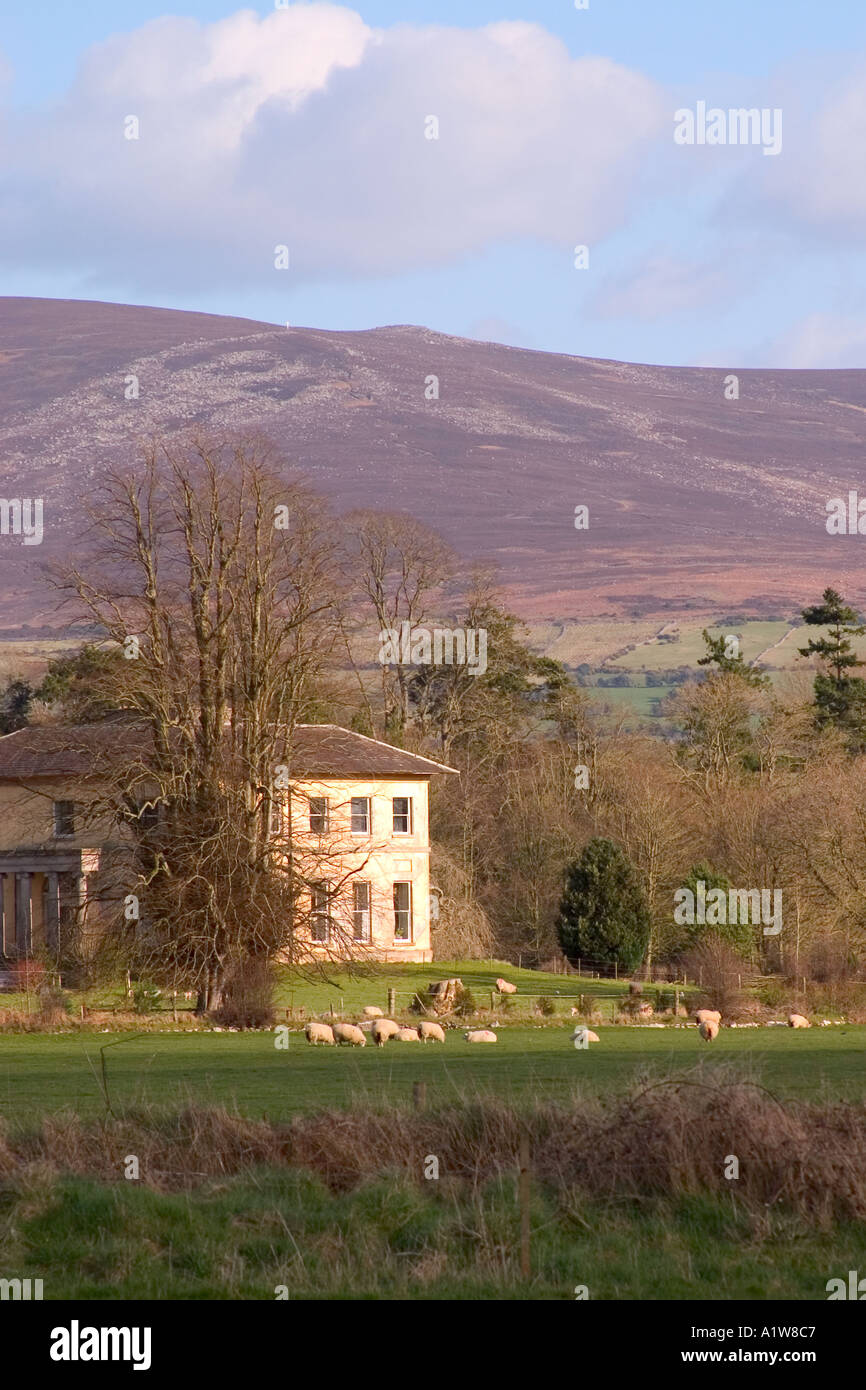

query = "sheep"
[[304, 1021, 335, 1046], [788, 1013, 811, 1029], [363, 1006, 384, 1018], [464, 1029, 497, 1043], [695, 1009, 722, 1026], [571, 1027, 599, 1044], [371, 1018, 401, 1047], [698, 1019, 719, 1042], [393, 1027, 421, 1042], [418, 1020, 446, 1043], [332, 1022, 366, 1047], [495, 978, 517, 994]]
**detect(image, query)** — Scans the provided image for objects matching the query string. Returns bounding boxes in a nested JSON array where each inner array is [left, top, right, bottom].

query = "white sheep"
[[393, 1027, 421, 1042], [363, 1006, 384, 1018], [371, 1019, 401, 1047], [698, 1019, 719, 1042], [571, 1027, 599, 1043], [464, 1029, 497, 1043], [304, 1021, 335, 1046], [418, 1021, 446, 1043], [495, 978, 517, 994], [332, 1022, 366, 1047], [695, 1009, 722, 1025], [788, 1013, 811, 1029]]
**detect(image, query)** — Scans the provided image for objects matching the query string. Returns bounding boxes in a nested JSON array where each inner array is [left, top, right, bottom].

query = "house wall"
[[0, 772, 437, 965], [288, 777, 433, 963], [0, 779, 112, 849]]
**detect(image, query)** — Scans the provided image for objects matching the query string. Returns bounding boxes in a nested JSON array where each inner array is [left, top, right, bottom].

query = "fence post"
[[172, 991, 178, 1024], [413, 1081, 426, 1112], [490, 990, 496, 1010], [519, 1134, 531, 1279], [388, 988, 396, 1017]]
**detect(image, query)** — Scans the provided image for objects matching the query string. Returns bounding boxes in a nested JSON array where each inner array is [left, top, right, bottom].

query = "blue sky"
[[2, 0, 866, 366]]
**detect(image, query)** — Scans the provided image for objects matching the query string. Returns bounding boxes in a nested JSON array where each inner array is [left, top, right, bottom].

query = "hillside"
[[1, 297, 865, 630]]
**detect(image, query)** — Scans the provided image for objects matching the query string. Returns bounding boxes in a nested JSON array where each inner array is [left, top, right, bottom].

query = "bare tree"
[[55, 433, 356, 1009], [345, 510, 455, 737]]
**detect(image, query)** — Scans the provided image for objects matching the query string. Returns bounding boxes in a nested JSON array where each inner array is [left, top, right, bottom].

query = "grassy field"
[[4, 1169, 862, 1300], [1, 960, 631, 1017], [2, 1024, 865, 1127]]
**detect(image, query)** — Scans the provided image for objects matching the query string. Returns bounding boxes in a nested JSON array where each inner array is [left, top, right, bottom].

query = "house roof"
[[0, 719, 458, 781], [289, 725, 457, 778]]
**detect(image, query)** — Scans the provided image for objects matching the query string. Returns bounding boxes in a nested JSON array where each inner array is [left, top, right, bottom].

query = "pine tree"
[[799, 588, 866, 746], [557, 838, 651, 972]]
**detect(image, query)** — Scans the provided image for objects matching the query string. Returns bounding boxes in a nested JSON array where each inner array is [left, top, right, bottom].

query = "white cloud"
[[0, 5, 666, 292], [724, 57, 866, 240], [588, 254, 738, 320], [763, 312, 866, 369]]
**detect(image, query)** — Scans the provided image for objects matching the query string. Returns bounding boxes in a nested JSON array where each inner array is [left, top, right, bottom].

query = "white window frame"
[[352, 880, 371, 942], [310, 883, 331, 943], [308, 796, 329, 834], [53, 800, 75, 838], [393, 881, 413, 942], [392, 796, 413, 835], [350, 796, 371, 835], [269, 793, 284, 837]]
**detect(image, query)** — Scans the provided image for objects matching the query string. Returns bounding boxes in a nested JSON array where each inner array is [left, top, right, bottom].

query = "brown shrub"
[[212, 957, 275, 1030], [683, 937, 747, 1018], [5, 1071, 866, 1227]]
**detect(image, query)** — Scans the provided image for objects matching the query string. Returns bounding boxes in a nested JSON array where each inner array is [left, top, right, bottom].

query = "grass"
[[0, 960, 631, 1019], [4, 1169, 863, 1300], [2, 1024, 865, 1126], [5, 1073, 866, 1300]]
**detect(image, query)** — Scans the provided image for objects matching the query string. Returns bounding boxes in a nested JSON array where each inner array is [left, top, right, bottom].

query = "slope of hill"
[[1, 296, 865, 630]]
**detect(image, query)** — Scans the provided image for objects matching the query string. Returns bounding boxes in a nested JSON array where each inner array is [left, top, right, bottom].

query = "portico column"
[[15, 873, 32, 956], [45, 873, 60, 951]]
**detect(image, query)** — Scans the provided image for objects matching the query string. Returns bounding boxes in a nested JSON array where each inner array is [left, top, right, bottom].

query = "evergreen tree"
[[698, 629, 767, 687], [557, 837, 651, 971], [799, 588, 866, 746], [0, 677, 34, 734]]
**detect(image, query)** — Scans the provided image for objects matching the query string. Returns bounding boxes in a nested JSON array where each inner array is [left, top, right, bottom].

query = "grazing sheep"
[[418, 1020, 446, 1043], [698, 1019, 719, 1042], [495, 978, 517, 994], [371, 1019, 401, 1047], [571, 1027, 599, 1043], [363, 1006, 384, 1018], [788, 1013, 811, 1029], [332, 1022, 366, 1047], [464, 1029, 497, 1043], [393, 1027, 421, 1042], [695, 1009, 722, 1026], [304, 1021, 335, 1046]]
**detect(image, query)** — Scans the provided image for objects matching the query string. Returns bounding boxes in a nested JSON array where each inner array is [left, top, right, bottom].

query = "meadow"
[[2, 1022, 865, 1127], [4, 963, 866, 1301]]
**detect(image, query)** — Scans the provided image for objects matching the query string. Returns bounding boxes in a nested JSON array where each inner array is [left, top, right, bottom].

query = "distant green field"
[[607, 621, 794, 672], [588, 684, 675, 721], [2, 1024, 865, 1128], [0, 960, 624, 1018], [272, 960, 627, 1014]]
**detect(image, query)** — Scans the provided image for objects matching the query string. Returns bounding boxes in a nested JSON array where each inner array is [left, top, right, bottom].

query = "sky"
[[1, 0, 866, 366]]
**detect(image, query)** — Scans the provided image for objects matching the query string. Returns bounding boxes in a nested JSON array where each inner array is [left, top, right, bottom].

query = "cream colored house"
[[282, 726, 458, 964], [0, 721, 456, 965]]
